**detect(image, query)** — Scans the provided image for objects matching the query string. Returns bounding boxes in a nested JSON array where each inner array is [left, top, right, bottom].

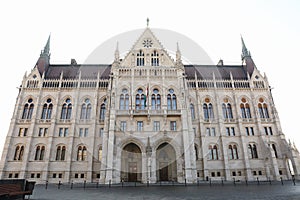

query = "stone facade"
[[0, 27, 300, 184]]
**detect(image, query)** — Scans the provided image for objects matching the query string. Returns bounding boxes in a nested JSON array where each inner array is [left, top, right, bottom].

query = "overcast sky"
[[0, 0, 299, 156]]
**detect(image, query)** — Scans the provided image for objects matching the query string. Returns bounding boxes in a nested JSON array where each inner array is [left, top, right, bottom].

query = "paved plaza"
[[28, 181, 300, 200]]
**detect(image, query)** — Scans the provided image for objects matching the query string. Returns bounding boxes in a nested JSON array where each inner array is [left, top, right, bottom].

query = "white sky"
[[0, 0, 299, 156]]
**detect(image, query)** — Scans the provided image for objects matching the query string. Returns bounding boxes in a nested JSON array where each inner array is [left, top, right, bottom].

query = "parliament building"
[[1, 26, 300, 184]]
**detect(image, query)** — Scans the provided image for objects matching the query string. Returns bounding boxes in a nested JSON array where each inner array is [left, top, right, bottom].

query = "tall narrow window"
[[151, 89, 161, 110], [80, 98, 91, 119], [14, 145, 24, 161], [120, 121, 127, 132], [35, 145, 45, 161], [209, 145, 218, 160], [271, 144, 278, 158], [195, 145, 198, 160], [77, 146, 87, 161], [229, 145, 239, 160], [203, 98, 214, 120], [120, 89, 129, 110], [136, 88, 146, 110], [100, 98, 107, 121], [56, 145, 66, 161], [170, 121, 177, 131], [240, 98, 251, 119], [248, 144, 258, 159], [41, 98, 53, 119], [167, 89, 177, 110], [98, 147, 103, 162], [137, 50, 145, 66], [22, 98, 34, 119], [258, 98, 270, 118], [190, 104, 195, 120], [222, 99, 233, 119], [137, 121, 143, 131], [61, 98, 72, 119], [151, 50, 159, 66]]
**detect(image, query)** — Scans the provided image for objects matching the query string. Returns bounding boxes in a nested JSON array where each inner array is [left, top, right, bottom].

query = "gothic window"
[[167, 89, 177, 110], [136, 88, 146, 110], [136, 50, 145, 66], [258, 98, 270, 118], [248, 143, 258, 159], [190, 103, 195, 120], [137, 121, 143, 131], [34, 145, 45, 161], [228, 145, 239, 160], [203, 98, 214, 120], [77, 146, 87, 161], [208, 145, 218, 160], [100, 98, 107, 121], [56, 145, 66, 161], [195, 145, 199, 160], [240, 98, 251, 119], [14, 145, 24, 161], [22, 98, 34, 119], [80, 98, 91, 119], [271, 144, 278, 158], [61, 98, 72, 119], [151, 50, 159, 66], [120, 89, 129, 110], [41, 98, 53, 119], [98, 147, 102, 162], [151, 88, 161, 110], [222, 98, 233, 119]]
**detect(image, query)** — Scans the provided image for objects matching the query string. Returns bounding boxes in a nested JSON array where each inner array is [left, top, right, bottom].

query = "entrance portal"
[[156, 143, 177, 182], [121, 143, 142, 182]]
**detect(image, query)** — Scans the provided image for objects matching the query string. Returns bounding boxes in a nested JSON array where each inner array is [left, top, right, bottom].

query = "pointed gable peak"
[[120, 27, 175, 67]]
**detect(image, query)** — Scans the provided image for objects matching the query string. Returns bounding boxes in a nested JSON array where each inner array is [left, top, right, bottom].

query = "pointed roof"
[[41, 34, 50, 56], [120, 27, 175, 67], [241, 36, 256, 76], [241, 36, 250, 59]]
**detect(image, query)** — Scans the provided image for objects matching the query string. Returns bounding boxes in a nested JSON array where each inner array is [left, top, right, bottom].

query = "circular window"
[[169, 89, 174, 94], [85, 98, 90, 104], [66, 98, 71, 103], [153, 89, 159, 94], [122, 89, 128, 93], [259, 98, 264, 103], [205, 98, 210, 103], [46, 98, 52, 103], [241, 98, 246, 103], [28, 98, 33, 103], [138, 88, 143, 94], [224, 98, 229, 103]]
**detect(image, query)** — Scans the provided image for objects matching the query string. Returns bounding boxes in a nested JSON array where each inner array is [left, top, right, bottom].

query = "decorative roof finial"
[[176, 42, 182, 63], [114, 41, 120, 62], [147, 18, 149, 27]]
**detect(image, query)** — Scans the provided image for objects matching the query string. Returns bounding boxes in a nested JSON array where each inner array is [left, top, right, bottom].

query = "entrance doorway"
[[156, 143, 177, 182], [121, 143, 142, 182]]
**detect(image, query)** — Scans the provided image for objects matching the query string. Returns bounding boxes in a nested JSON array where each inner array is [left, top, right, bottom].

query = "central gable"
[[120, 28, 176, 67]]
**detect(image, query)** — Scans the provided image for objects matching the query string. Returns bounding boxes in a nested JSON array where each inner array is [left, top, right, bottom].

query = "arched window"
[[271, 144, 278, 158], [61, 98, 72, 119], [167, 89, 177, 110], [194, 145, 198, 160], [80, 98, 91, 119], [77, 145, 87, 161], [151, 50, 159, 66], [41, 98, 53, 119], [222, 98, 233, 119], [120, 89, 129, 110], [136, 88, 146, 110], [14, 145, 24, 161], [151, 89, 161, 110], [35, 145, 45, 160], [240, 98, 251, 119], [203, 98, 214, 120], [98, 147, 103, 162], [56, 145, 66, 161], [100, 98, 107, 121], [248, 144, 258, 159], [190, 104, 195, 120], [209, 145, 218, 160], [229, 145, 239, 160], [22, 98, 34, 119], [258, 98, 270, 118], [136, 50, 145, 66]]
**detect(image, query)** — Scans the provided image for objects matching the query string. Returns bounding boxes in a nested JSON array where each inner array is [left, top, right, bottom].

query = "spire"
[[241, 35, 251, 59], [146, 18, 149, 27], [114, 41, 120, 62], [41, 34, 51, 56], [176, 42, 182, 64]]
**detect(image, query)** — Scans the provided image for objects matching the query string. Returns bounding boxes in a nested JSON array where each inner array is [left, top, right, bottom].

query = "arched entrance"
[[156, 143, 177, 182], [121, 143, 142, 182]]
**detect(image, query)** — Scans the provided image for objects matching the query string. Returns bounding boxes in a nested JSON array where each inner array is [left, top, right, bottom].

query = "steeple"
[[114, 42, 120, 62], [41, 34, 51, 57], [176, 42, 183, 67], [36, 35, 51, 74], [241, 35, 251, 60]]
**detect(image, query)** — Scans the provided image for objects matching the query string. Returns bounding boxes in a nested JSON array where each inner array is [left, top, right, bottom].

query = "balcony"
[[38, 119, 51, 123], [17, 119, 32, 124]]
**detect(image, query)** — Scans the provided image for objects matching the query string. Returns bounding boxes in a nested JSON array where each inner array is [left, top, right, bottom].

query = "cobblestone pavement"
[[29, 181, 300, 200]]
